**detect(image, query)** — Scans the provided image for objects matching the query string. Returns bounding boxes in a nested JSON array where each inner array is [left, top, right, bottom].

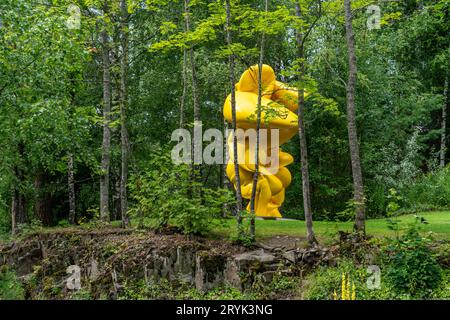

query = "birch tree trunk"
[[100, 6, 111, 222], [184, 0, 201, 188], [440, 76, 448, 168], [295, 2, 317, 246], [68, 153, 76, 224], [180, 48, 187, 129], [11, 194, 17, 234], [344, 0, 365, 234], [180, 5, 188, 131], [120, 0, 130, 228]]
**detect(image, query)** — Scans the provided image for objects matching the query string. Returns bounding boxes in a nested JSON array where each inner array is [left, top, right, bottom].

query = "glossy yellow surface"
[[223, 64, 303, 218]]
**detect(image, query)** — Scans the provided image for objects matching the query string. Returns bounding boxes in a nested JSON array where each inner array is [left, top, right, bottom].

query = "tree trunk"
[[344, 0, 365, 234], [222, 120, 232, 217], [17, 192, 26, 225], [11, 186, 26, 234], [34, 171, 53, 226], [225, 0, 244, 229], [180, 48, 187, 129], [120, 0, 130, 228], [113, 172, 121, 221], [184, 2, 200, 126], [250, 0, 268, 240], [440, 76, 448, 168], [11, 143, 27, 234], [11, 191, 27, 233], [100, 6, 111, 222], [68, 153, 76, 224], [295, 3, 317, 246], [184, 0, 201, 187], [11, 194, 17, 234]]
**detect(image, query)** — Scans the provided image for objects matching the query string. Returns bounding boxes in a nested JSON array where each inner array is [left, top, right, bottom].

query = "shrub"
[[334, 200, 357, 222], [430, 270, 450, 299], [303, 259, 393, 300], [129, 148, 233, 235], [0, 209, 10, 240], [203, 286, 251, 300], [382, 226, 443, 298], [400, 166, 450, 212], [171, 186, 233, 235], [0, 266, 25, 300], [16, 219, 43, 236]]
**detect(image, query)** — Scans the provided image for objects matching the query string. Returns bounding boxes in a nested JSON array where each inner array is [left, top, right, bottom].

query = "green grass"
[[211, 211, 450, 242]]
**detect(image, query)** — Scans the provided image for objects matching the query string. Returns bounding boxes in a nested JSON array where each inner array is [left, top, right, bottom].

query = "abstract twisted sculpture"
[[223, 64, 306, 218]]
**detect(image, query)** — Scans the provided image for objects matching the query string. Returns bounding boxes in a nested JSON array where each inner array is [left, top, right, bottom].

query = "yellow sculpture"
[[223, 64, 304, 218]]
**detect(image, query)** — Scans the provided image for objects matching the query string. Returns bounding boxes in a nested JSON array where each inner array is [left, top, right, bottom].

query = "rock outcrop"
[[0, 229, 336, 299]]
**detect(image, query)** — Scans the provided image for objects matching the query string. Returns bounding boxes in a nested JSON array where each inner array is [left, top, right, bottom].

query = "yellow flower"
[[352, 283, 356, 300], [346, 276, 351, 300], [341, 273, 346, 300], [336, 273, 357, 300]]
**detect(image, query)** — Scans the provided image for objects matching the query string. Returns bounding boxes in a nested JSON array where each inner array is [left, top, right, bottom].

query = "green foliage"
[[67, 289, 92, 300], [203, 286, 250, 300], [250, 271, 300, 299], [303, 259, 393, 300], [0, 207, 10, 238], [117, 273, 300, 300], [56, 219, 71, 228], [229, 210, 257, 246], [430, 270, 450, 299], [385, 188, 403, 235], [129, 149, 233, 235], [400, 166, 450, 212], [172, 184, 233, 236], [117, 279, 251, 300], [0, 266, 25, 300], [386, 188, 402, 217], [382, 225, 443, 299], [334, 200, 357, 222], [305, 226, 448, 300], [16, 219, 44, 236]]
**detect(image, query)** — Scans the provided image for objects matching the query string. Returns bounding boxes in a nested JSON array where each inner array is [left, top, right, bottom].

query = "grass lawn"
[[210, 211, 450, 243]]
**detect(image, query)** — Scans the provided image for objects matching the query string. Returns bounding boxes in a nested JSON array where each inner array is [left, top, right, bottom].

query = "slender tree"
[[68, 153, 76, 224], [11, 144, 27, 234], [120, 0, 130, 227], [249, 0, 268, 239], [344, 0, 365, 234], [100, 3, 112, 222], [225, 0, 244, 230], [180, 48, 188, 129], [67, 77, 77, 225], [184, 0, 202, 186], [295, 1, 318, 246], [179, 0, 190, 129], [440, 76, 448, 168]]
